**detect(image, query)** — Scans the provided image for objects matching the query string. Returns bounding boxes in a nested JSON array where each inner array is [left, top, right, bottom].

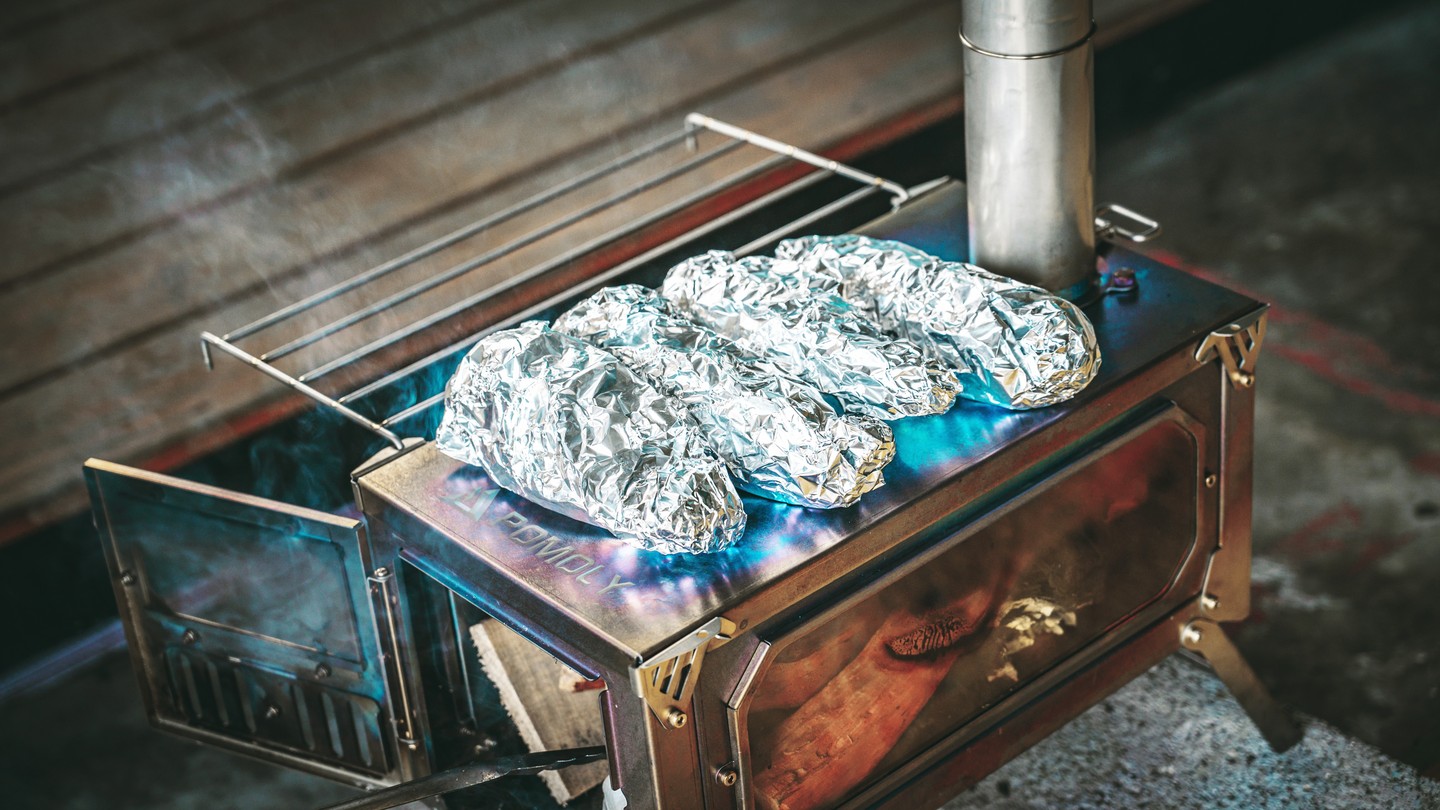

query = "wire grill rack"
[[200, 113, 939, 449]]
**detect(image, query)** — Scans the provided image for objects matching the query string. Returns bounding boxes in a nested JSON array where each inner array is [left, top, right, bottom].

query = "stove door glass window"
[[86, 460, 396, 783], [741, 416, 1200, 810]]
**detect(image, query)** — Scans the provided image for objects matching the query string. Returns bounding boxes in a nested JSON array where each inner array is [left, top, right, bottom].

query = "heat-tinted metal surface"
[[355, 182, 1258, 663]]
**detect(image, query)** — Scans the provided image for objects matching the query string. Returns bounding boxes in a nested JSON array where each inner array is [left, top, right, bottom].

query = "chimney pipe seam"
[[958, 19, 1094, 60]]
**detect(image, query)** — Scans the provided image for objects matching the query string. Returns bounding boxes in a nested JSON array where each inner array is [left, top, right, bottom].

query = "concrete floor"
[[1096, 0, 1440, 778], [944, 658, 1440, 810], [3, 1, 1440, 808]]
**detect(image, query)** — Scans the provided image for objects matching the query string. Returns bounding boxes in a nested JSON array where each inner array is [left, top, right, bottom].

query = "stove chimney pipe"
[[962, 0, 1096, 300]]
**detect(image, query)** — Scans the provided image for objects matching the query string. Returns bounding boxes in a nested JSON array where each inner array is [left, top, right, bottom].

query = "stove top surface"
[[358, 183, 1261, 663]]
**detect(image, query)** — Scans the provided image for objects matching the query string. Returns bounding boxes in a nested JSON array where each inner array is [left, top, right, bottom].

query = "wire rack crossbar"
[[258, 139, 748, 365], [200, 114, 917, 448]]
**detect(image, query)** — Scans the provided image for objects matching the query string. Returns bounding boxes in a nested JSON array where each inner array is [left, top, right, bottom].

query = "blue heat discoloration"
[[360, 184, 1262, 659], [855, 183, 971, 263]]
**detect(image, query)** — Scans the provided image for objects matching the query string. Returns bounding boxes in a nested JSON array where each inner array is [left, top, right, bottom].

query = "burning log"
[[754, 558, 1025, 810], [750, 617, 877, 714]]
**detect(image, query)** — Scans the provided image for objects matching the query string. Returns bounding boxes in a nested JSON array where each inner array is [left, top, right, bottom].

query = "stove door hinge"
[[368, 566, 420, 757], [633, 616, 736, 730], [1195, 308, 1269, 389]]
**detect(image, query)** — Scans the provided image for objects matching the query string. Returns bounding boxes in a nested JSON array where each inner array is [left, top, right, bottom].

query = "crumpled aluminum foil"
[[435, 321, 745, 554], [660, 250, 960, 420], [554, 285, 895, 509], [777, 235, 1101, 409]]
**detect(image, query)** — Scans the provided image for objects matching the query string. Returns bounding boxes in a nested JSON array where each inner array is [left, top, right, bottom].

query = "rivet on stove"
[[664, 708, 688, 729], [1104, 266, 1138, 295], [119, 570, 136, 586], [1201, 594, 1220, 611], [181, 629, 199, 645], [1204, 472, 1218, 489], [314, 663, 331, 679], [263, 704, 282, 720], [1180, 623, 1203, 646], [715, 766, 739, 788]]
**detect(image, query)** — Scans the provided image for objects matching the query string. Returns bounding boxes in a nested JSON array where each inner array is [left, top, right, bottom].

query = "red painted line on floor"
[[1269, 501, 1413, 572], [1354, 532, 1414, 571], [1272, 503, 1361, 559], [1146, 248, 1440, 420], [1409, 453, 1440, 479], [1268, 344, 1440, 420]]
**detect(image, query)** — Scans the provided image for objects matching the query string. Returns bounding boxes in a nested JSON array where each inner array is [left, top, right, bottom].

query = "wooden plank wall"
[[0, 0, 1184, 540]]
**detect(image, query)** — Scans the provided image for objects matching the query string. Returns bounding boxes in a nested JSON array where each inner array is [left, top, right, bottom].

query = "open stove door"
[[84, 460, 404, 788]]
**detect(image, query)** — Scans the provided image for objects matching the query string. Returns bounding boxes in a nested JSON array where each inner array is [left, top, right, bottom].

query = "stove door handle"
[[315, 747, 607, 810]]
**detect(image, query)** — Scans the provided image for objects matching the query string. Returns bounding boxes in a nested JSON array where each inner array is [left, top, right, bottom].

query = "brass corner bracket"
[[1195, 308, 1269, 389], [634, 616, 736, 730]]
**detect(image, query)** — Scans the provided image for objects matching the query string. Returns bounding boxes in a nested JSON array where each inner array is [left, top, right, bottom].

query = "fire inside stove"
[[743, 420, 1195, 808]]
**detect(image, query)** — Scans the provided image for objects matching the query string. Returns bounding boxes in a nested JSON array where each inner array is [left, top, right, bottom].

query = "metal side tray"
[[84, 462, 403, 787]]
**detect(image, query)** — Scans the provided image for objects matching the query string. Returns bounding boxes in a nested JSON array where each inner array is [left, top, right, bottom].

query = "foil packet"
[[554, 285, 895, 509], [435, 321, 745, 554], [777, 235, 1101, 409], [660, 250, 960, 421]]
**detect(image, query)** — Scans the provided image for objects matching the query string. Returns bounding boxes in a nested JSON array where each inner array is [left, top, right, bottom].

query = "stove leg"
[[1180, 618, 1303, 752]]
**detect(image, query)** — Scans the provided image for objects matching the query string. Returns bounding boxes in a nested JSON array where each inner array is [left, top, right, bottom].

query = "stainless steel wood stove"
[[81, 3, 1298, 807]]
